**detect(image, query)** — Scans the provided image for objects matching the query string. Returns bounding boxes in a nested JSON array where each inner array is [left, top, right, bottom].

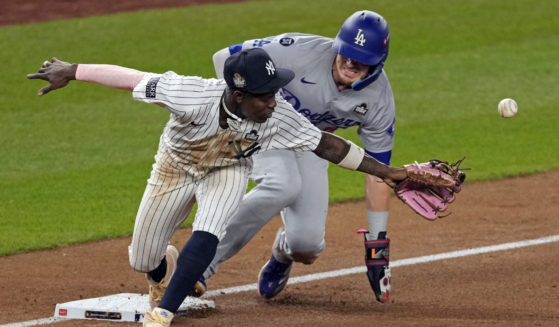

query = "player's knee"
[[129, 257, 158, 273], [128, 246, 159, 273], [290, 251, 319, 265], [288, 238, 325, 265]]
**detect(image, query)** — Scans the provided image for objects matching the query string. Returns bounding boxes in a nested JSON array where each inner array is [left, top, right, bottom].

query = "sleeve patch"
[[279, 37, 295, 46], [145, 77, 160, 98]]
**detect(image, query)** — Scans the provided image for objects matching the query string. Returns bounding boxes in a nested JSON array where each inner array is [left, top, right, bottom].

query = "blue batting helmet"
[[332, 10, 390, 91]]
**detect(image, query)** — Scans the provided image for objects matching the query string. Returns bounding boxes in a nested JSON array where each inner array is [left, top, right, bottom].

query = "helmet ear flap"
[[351, 52, 387, 91]]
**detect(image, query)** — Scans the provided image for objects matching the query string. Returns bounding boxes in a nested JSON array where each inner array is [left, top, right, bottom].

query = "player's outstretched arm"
[[27, 57, 145, 96], [313, 132, 407, 187]]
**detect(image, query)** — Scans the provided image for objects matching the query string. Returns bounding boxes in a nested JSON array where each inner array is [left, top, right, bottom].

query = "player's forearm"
[[357, 155, 396, 182], [75, 64, 145, 91], [313, 132, 351, 165], [314, 132, 399, 181]]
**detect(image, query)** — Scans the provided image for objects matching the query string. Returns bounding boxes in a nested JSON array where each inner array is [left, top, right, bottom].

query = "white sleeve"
[[212, 48, 230, 78], [132, 71, 211, 116], [132, 72, 171, 109], [267, 97, 322, 152]]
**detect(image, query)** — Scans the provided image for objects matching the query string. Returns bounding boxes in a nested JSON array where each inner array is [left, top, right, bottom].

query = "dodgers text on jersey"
[[279, 88, 361, 130]]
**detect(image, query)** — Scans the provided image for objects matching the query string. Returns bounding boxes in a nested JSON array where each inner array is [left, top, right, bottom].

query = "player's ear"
[[233, 90, 245, 104]]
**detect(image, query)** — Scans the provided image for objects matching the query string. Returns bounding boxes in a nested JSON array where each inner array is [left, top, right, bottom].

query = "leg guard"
[[359, 229, 391, 303]]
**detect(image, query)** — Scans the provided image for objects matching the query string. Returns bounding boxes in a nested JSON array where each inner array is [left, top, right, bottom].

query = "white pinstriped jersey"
[[236, 33, 396, 154], [131, 71, 322, 181], [128, 71, 323, 270]]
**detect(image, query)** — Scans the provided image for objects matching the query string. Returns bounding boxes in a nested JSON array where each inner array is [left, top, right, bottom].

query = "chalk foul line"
[[3, 234, 559, 327], [204, 234, 559, 296]]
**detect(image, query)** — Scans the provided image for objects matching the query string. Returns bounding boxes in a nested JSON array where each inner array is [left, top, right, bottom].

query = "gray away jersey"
[[132, 71, 322, 181], [237, 33, 396, 154]]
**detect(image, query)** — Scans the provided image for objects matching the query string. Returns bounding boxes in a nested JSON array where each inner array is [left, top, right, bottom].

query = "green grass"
[[1, 0, 558, 255]]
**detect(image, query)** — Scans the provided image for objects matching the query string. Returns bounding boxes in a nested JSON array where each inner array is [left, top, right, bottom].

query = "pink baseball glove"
[[395, 158, 467, 220]]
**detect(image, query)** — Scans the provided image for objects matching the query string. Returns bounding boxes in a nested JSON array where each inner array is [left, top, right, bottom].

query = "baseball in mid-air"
[[498, 98, 518, 118]]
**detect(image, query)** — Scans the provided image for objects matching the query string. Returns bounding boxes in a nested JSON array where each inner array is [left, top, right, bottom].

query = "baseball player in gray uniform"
[[205, 11, 395, 302], [28, 47, 409, 326]]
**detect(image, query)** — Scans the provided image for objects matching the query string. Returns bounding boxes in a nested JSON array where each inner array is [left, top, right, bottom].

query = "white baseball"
[[498, 98, 518, 118]]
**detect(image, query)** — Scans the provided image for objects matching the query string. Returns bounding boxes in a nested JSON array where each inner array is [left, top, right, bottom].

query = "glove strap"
[[360, 231, 390, 266]]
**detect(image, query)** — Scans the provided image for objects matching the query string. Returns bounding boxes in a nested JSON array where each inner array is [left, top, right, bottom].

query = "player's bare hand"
[[27, 57, 77, 96], [382, 167, 407, 188]]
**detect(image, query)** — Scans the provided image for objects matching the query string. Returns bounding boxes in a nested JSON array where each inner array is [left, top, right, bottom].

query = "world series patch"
[[146, 77, 160, 98], [245, 129, 259, 141], [353, 103, 368, 115]]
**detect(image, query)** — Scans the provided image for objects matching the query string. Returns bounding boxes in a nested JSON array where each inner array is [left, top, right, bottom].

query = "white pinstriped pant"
[[128, 152, 251, 272]]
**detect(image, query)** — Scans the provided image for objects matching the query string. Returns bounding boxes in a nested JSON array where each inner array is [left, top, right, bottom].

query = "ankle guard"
[[358, 229, 391, 303]]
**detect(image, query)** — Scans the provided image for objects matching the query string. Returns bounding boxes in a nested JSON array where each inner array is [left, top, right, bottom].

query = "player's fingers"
[[42, 60, 50, 67], [38, 84, 54, 96], [383, 177, 397, 188], [26, 72, 44, 80]]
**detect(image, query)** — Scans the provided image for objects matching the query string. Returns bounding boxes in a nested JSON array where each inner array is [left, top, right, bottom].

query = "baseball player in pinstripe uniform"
[[204, 11, 395, 302], [28, 47, 409, 326]]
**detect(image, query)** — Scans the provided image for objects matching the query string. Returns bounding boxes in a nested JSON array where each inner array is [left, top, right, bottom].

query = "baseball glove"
[[395, 157, 467, 220]]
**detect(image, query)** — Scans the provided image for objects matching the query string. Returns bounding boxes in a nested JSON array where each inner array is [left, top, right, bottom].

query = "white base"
[[53, 293, 214, 323]]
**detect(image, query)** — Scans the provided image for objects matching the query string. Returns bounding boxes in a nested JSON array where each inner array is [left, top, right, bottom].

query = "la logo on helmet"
[[354, 29, 366, 46]]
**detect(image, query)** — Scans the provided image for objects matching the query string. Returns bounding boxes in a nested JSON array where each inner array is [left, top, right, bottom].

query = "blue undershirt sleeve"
[[365, 150, 392, 165]]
